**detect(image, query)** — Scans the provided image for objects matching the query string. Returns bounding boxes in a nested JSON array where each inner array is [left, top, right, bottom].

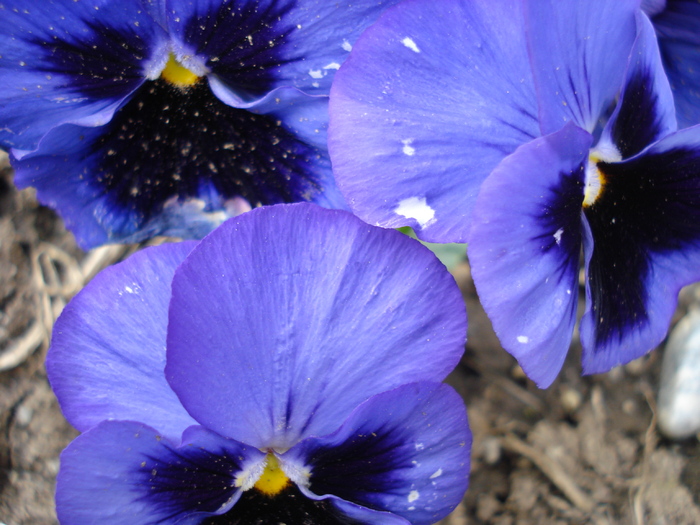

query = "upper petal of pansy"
[[526, 0, 638, 135], [12, 81, 339, 249], [328, 0, 540, 243], [165, 0, 402, 102], [166, 203, 467, 450], [468, 123, 592, 388], [0, 0, 168, 153], [284, 382, 471, 525], [599, 12, 677, 160], [580, 126, 700, 374], [649, 0, 700, 128], [56, 422, 266, 525], [46, 242, 198, 443]]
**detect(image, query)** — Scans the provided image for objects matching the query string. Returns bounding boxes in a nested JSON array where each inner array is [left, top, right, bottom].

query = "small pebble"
[[658, 309, 700, 439], [482, 436, 502, 465], [560, 387, 582, 413]]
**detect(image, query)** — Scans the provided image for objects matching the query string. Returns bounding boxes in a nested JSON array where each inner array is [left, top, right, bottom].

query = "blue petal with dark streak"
[[601, 12, 676, 159], [581, 128, 700, 373], [56, 422, 265, 525], [649, 0, 700, 128], [468, 123, 591, 387], [167, 0, 297, 103], [13, 79, 332, 248], [0, 0, 167, 151], [288, 382, 471, 525]]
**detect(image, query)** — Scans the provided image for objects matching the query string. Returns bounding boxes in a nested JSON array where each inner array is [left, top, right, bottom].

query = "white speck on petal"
[[401, 138, 415, 156], [553, 228, 564, 245], [401, 37, 420, 53], [408, 490, 420, 503], [341, 39, 353, 52], [415, 442, 425, 451], [430, 468, 443, 479], [566, 289, 571, 295], [323, 62, 341, 70], [395, 197, 435, 229], [517, 335, 529, 344], [308, 69, 323, 79]]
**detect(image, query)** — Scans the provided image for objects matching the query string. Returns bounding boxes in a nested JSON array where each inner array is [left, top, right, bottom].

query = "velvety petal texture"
[[649, 0, 700, 128], [599, 12, 677, 159], [469, 124, 592, 387], [581, 127, 700, 374], [166, 203, 467, 450], [12, 86, 336, 248], [56, 422, 265, 525], [166, 0, 404, 100], [1, 0, 405, 247], [47, 242, 198, 443], [329, 0, 540, 243], [0, 0, 168, 152], [289, 382, 471, 525]]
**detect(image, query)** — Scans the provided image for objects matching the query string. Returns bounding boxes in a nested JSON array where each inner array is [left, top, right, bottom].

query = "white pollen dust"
[[341, 39, 353, 52], [401, 138, 416, 156], [308, 69, 323, 79], [430, 468, 443, 479], [408, 490, 420, 503], [395, 197, 435, 229], [517, 335, 529, 344], [323, 62, 341, 70], [401, 37, 421, 53], [553, 227, 564, 245]]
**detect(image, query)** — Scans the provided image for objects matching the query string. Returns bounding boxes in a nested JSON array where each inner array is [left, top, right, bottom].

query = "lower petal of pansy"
[[283, 382, 471, 525], [56, 422, 266, 525], [12, 79, 335, 248], [580, 127, 700, 374], [46, 243, 198, 443], [166, 203, 467, 450], [650, 0, 700, 128], [468, 123, 592, 388], [329, 0, 540, 243]]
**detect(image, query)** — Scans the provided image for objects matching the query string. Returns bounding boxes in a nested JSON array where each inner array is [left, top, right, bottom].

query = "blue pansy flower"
[[329, 0, 700, 387], [0, 0, 400, 249], [643, 0, 700, 128], [47, 203, 471, 524]]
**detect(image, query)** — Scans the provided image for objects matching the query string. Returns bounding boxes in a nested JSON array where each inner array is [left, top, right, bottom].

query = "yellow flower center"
[[160, 54, 200, 87], [253, 454, 291, 496], [583, 144, 621, 208]]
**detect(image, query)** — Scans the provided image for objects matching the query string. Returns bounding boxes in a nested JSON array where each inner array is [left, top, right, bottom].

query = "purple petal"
[[650, 0, 700, 128], [600, 12, 677, 159], [286, 382, 471, 525], [166, 203, 467, 449], [581, 125, 700, 374], [526, 0, 638, 134], [56, 421, 265, 524], [12, 84, 338, 249], [46, 243, 198, 442], [165, 0, 402, 100], [0, 0, 168, 152], [329, 0, 539, 243], [468, 123, 592, 387]]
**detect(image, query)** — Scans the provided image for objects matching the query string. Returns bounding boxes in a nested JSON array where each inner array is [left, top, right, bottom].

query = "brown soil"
[[0, 153, 698, 524]]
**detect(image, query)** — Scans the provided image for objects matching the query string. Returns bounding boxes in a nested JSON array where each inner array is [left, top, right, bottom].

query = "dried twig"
[[501, 433, 596, 513]]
